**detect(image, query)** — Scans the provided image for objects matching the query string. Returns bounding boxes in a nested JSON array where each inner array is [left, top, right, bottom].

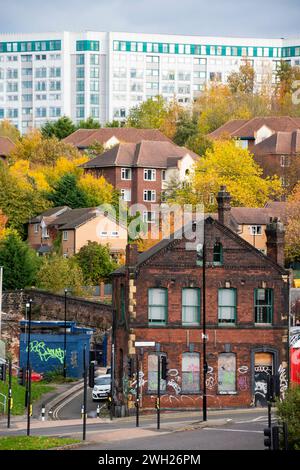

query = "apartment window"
[[218, 353, 236, 394], [76, 67, 85, 79], [63, 231, 68, 241], [249, 225, 262, 236], [121, 189, 131, 201], [121, 168, 132, 180], [143, 190, 156, 202], [182, 288, 200, 325], [35, 67, 47, 78], [49, 81, 61, 91], [213, 242, 223, 265], [76, 80, 85, 92], [143, 211, 156, 224], [162, 170, 166, 181], [254, 288, 273, 324], [148, 354, 167, 391], [6, 108, 18, 118], [90, 67, 99, 79], [35, 107, 46, 118], [76, 54, 84, 65], [7, 82, 18, 92], [90, 107, 99, 118], [90, 80, 99, 91], [144, 169, 156, 181], [22, 81, 33, 89], [182, 353, 200, 392], [49, 107, 61, 118], [218, 288, 236, 324], [76, 94, 84, 105], [34, 224, 39, 233], [90, 54, 99, 65], [90, 94, 99, 105], [148, 288, 167, 324], [35, 81, 46, 91], [76, 107, 85, 119]]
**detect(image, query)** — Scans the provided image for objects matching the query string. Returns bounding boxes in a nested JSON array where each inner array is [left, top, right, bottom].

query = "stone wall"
[[1, 289, 113, 362]]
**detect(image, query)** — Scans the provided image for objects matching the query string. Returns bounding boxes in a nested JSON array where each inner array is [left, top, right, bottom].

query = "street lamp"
[[25, 298, 32, 436], [63, 288, 68, 379]]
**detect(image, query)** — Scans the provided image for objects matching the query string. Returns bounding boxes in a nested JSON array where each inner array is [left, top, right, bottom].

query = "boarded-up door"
[[254, 352, 273, 407]]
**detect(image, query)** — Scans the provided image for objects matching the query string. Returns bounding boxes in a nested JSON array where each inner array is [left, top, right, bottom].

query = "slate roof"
[[0, 136, 16, 156], [81, 140, 199, 169], [63, 128, 171, 148], [253, 129, 300, 155]]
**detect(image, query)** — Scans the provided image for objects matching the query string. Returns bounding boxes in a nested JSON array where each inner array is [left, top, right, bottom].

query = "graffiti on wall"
[[237, 365, 249, 391], [27, 340, 65, 364], [278, 364, 288, 399]]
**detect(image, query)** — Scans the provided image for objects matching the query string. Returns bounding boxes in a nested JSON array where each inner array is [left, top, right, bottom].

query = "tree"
[[0, 162, 50, 235], [47, 173, 88, 209], [274, 61, 300, 115], [0, 231, 40, 289], [276, 386, 300, 450], [41, 116, 76, 140], [126, 95, 168, 129], [0, 119, 20, 143], [78, 174, 117, 207], [104, 121, 120, 128], [166, 140, 282, 210], [0, 210, 8, 239], [36, 255, 84, 295], [185, 133, 213, 157], [85, 140, 105, 159], [227, 63, 255, 94], [75, 241, 118, 285], [10, 129, 81, 166], [77, 117, 101, 129], [173, 112, 199, 146], [285, 183, 300, 263]]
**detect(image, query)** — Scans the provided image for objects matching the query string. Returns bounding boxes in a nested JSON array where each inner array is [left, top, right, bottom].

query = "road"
[[52, 387, 109, 420]]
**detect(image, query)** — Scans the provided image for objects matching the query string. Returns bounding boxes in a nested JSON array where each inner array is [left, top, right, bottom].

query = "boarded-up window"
[[218, 353, 236, 393], [148, 354, 167, 392], [182, 353, 200, 392]]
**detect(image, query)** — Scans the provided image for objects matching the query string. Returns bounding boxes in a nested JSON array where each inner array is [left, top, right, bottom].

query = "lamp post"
[[25, 299, 32, 436], [63, 289, 68, 379]]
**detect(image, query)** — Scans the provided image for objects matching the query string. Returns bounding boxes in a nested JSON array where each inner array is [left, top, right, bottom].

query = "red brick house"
[[81, 140, 198, 223], [208, 116, 300, 186], [0, 136, 15, 162], [111, 188, 290, 413]]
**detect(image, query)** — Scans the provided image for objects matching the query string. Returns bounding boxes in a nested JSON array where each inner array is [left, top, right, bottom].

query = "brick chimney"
[[265, 217, 285, 267], [217, 186, 232, 226], [126, 243, 138, 267]]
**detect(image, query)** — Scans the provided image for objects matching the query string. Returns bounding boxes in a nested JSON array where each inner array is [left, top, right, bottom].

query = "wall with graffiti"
[[19, 333, 91, 378]]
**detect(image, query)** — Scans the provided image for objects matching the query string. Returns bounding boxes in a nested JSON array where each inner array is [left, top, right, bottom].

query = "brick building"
[[111, 188, 290, 413], [81, 140, 198, 224]]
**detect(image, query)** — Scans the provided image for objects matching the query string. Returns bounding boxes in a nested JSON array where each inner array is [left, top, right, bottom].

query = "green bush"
[[276, 385, 300, 450]]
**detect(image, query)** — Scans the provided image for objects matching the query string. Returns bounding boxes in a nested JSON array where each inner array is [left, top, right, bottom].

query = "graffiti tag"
[[28, 340, 65, 364]]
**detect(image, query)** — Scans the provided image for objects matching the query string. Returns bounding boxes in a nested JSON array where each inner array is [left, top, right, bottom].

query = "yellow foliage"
[[78, 174, 114, 206]]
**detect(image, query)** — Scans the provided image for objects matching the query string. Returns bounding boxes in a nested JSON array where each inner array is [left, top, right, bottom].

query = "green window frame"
[[182, 288, 201, 325], [148, 288, 167, 325], [254, 288, 273, 324], [218, 288, 237, 325], [213, 242, 223, 265]]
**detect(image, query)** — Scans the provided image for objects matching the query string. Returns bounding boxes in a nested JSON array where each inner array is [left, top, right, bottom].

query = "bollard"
[[48, 409, 53, 420], [41, 403, 46, 421], [97, 404, 100, 418], [81, 404, 84, 419]]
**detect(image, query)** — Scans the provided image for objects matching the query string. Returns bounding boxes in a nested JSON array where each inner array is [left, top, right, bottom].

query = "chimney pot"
[[126, 243, 138, 267], [217, 185, 232, 226], [265, 218, 285, 267]]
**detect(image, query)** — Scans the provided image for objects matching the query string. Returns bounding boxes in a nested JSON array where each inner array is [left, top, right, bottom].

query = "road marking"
[[53, 388, 83, 420], [204, 428, 262, 434]]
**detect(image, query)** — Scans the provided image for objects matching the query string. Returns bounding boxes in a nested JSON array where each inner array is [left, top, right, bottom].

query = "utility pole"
[[136, 352, 139, 427], [26, 299, 32, 436], [7, 359, 12, 428], [156, 354, 161, 430], [82, 345, 87, 441], [202, 239, 207, 422], [63, 289, 68, 379]]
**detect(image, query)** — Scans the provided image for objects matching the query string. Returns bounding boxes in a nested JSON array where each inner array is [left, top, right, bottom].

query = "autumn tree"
[[85, 140, 105, 159], [78, 173, 119, 207], [166, 140, 282, 211], [274, 61, 300, 115], [227, 62, 255, 94], [0, 119, 20, 143], [0, 231, 40, 289], [36, 255, 85, 295], [47, 173, 88, 209], [10, 129, 81, 166], [75, 241, 118, 285], [126, 95, 168, 129], [0, 210, 8, 239], [41, 116, 76, 140]]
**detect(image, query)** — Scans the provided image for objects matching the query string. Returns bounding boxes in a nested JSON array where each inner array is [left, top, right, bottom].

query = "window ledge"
[[254, 323, 272, 327], [218, 392, 238, 395], [218, 323, 236, 327]]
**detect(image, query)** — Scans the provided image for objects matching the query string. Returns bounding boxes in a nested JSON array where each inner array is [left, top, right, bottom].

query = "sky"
[[0, 0, 299, 38]]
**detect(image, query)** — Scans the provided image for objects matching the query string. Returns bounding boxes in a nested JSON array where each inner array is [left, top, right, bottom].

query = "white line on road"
[[53, 388, 83, 420], [204, 428, 262, 434]]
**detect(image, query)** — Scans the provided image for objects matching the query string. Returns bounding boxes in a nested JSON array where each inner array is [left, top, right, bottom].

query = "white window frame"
[[144, 168, 156, 181], [121, 168, 132, 180], [249, 225, 262, 236], [143, 189, 156, 202], [34, 223, 39, 234], [121, 188, 131, 202], [63, 230, 68, 241], [143, 211, 156, 224], [100, 231, 108, 237]]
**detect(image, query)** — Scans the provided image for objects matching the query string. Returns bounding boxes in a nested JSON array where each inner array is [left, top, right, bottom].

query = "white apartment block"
[[0, 31, 299, 132]]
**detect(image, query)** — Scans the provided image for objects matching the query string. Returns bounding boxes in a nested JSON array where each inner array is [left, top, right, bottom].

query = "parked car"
[[92, 374, 111, 401]]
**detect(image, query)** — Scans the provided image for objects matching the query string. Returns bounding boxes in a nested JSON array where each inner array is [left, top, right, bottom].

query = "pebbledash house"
[[111, 188, 290, 413]]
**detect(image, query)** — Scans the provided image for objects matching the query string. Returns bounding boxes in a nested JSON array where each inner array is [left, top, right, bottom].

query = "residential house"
[[111, 187, 289, 413], [28, 206, 127, 258], [208, 116, 300, 185], [81, 140, 199, 225], [0, 136, 15, 162], [63, 128, 171, 152]]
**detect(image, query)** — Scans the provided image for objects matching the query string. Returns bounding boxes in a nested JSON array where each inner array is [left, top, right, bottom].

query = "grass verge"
[[0, 377, 55, 415], [0, 436, 80, 450]]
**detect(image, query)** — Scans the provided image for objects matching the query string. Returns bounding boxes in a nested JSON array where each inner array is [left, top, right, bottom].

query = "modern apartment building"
[[0, 31, 300, 132]]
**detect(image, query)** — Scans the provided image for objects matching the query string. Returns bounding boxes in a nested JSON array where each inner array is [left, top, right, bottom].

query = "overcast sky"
[[1, 0, 299, 38]]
